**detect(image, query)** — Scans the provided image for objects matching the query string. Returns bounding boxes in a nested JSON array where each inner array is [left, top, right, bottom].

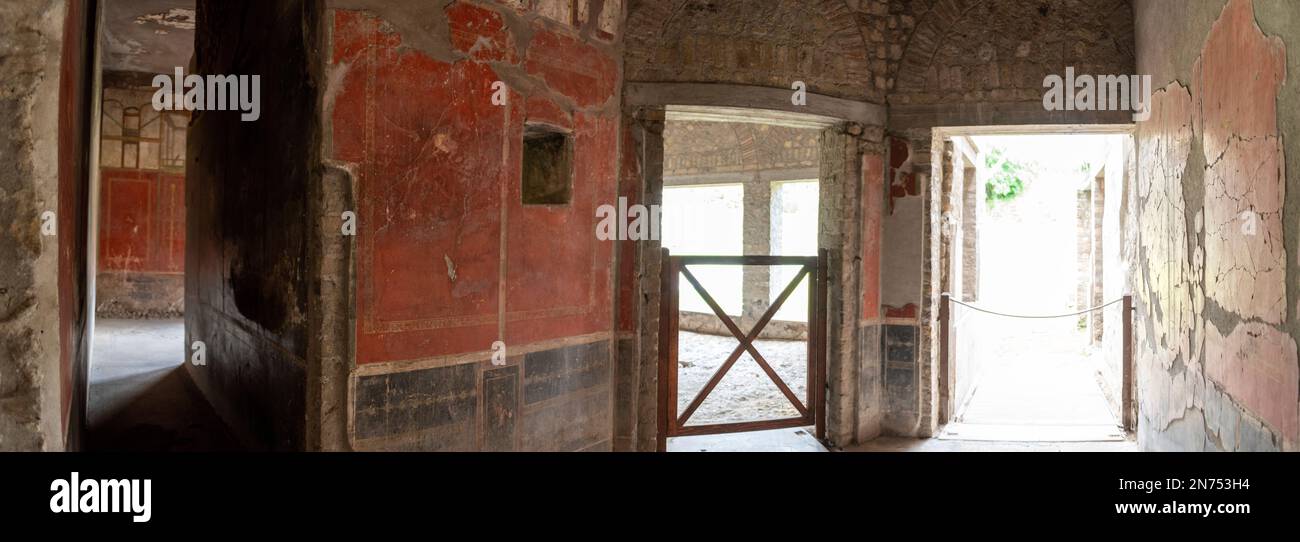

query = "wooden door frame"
[[621, 84, 885, 450], [655, 253, 828, 450]]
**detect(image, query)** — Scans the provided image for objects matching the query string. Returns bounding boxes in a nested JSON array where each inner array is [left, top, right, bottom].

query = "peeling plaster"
[[134, 8, 196, 30], [444, 255, 458, 282], [1194, 0, 1288, 325], [1205, 321, 1299, 438], [1134, 82, 1201, 373], [1132, 0, 1299, 449]]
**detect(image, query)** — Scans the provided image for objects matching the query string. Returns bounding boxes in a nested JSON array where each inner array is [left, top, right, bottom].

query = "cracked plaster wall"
[[1132, 0, 1300, 451]]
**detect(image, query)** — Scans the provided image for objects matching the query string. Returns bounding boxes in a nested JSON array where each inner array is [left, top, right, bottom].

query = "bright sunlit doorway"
[[658, 108, 826, 452], [938, 130, 1131, 442]]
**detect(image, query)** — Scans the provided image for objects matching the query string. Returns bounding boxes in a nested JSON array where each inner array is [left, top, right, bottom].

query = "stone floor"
[[948, 310, 1124, 443], [668, 429, 1136, 452], [844, 436, 1137, 452], [86, 318, 243, 451], [956, 326, 1118, 429], [668, 427, 827, 452]]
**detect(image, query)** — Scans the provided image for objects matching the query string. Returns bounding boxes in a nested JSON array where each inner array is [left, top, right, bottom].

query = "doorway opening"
[[936, 129, 1132, 442], [657, 107, 829, 452], [86, 0, 238, 451]]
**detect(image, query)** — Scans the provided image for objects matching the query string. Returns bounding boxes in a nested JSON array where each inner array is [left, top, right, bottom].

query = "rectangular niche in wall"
[[522, 123, 573, 205]]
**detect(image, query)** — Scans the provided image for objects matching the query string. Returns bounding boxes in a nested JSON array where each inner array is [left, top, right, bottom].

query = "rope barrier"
[[942, 295, 1125, 319]]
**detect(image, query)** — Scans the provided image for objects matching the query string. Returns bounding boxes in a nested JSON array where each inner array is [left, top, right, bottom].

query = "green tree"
[[984, 147, 1029, 205]]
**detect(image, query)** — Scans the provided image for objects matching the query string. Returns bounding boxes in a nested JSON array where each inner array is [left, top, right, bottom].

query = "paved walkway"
[[845, 436, 1136, 452]]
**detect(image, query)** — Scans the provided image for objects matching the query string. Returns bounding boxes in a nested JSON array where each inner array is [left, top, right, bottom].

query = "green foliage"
[[984, 147, 1028, 205]]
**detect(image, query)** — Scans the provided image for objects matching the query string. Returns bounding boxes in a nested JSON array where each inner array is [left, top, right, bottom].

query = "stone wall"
[[1130, 0, 1300, 451], [663, 121, 821, 177], [887, 0, 1135, 131], [892, 0, 1134, 105], [0, 0, 76, 451], [1075, 188, 1092, 325], [1090, 172, 1105, 341], [625, 0, 882, 102]]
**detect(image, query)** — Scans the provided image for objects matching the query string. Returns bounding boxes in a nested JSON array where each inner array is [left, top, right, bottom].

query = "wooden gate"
[[656, 250, 827, 451]]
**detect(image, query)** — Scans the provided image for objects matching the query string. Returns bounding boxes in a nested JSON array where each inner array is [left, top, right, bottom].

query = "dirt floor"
[[675, 330, 809, 425]]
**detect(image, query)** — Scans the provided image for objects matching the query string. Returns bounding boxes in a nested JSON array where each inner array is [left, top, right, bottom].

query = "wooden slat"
[[667, 257, 680, 437], [668, 417, 809, 437], [672, 255, 817, 266], [658, 252, 829, 444], [675, 265, 810, 426], [806, 257, 816, 418]]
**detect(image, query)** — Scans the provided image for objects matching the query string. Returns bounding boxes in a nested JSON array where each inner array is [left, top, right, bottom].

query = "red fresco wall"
[[883, 135, 919, 320], [331, 3, 619, 366], [99, 168, 185, 274], [861, 152, 884, 321]]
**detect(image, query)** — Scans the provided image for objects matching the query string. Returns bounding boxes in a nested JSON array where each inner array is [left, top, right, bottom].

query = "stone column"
[[1090, 173, 1105, 343], [1076, 188, 1092, 329], [742, 174, 771, 323], [961, 165, 979, 301]]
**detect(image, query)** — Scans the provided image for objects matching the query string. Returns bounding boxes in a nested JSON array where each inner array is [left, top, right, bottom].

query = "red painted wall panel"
[[861, 152, 884, 321], [98, 167, 186, 274], [334, 5, 620, 365], [505, 111, 616, 346]]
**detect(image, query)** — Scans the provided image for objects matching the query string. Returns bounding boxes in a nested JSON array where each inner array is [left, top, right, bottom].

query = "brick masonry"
[[0, 0, 76, 451]]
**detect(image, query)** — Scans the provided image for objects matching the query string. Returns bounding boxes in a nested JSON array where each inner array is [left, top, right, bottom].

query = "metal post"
[[1122, 294, 1134, 432]]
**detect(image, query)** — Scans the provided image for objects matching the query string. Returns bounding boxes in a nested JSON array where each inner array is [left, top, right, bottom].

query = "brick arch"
[[624, 0, 875, 101], [894, 0, 990, 93], [893, 0, 1135, 102], [662, 121, 751, 176]]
